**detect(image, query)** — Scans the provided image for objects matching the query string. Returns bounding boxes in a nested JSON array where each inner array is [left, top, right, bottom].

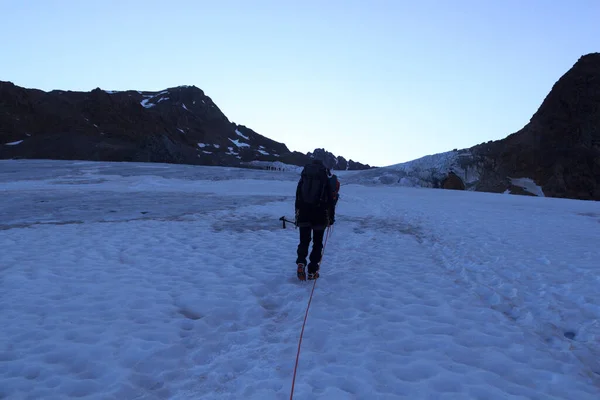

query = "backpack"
[[329, 174, 340, 203], [298, 162, 330, 207]]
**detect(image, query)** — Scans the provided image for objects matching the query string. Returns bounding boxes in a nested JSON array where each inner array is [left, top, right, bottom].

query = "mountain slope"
[[346, 53, 600, 201], [0, 82, 371, 170], [473, 52, 600, 200]]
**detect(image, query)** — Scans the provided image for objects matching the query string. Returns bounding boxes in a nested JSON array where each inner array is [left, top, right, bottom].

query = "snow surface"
[[229, 138, 250, 148], [197, 143, 206, 148], [510, 177, 545, 197], [349, 150, 481, 189], [235, 129, 250, 140], [140, 98, 155, 109], [244, 160, 303, 172], [1, 159, 600, 400], [182, 104, 189, 111], [226, 147, 239, 156], [140, 91, 169, 109], [4, 140, 23, 146], [388, 150, 461, 172]]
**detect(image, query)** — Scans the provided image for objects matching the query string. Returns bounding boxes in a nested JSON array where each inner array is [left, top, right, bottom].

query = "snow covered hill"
[[1, 159, 599, 399], [339, 149, 478, 186], [338, 148, 553, 200]]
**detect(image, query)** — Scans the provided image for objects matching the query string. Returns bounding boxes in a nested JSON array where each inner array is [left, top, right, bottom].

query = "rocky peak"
[[528, 53, 600, 148], [347, 53, 600, 201], [0, 81, 372, 171], [471, 52, 600, 200], [308, 148, 371, 170], [533, 53, 600, 118]]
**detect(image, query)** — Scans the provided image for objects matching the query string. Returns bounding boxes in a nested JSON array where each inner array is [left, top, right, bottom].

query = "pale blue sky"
[[1, 0, 598, 166]]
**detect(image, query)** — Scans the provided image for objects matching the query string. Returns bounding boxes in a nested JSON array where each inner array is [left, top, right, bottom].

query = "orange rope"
[[289, 225, 332, 399]]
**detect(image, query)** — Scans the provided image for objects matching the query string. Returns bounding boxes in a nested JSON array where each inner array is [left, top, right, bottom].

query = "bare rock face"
[[470, 53, 600, 200], [0, 82, 371, 171], [339, 53, 599, 201], [308, 148, 371, 170]]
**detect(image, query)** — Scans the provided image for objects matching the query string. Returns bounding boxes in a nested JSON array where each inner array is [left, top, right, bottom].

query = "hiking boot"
[[307, 271, 320, 280], [297, 263, 306, 281]]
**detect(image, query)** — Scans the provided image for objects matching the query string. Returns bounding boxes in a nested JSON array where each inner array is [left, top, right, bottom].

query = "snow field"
[[1, 160, 599, 399]]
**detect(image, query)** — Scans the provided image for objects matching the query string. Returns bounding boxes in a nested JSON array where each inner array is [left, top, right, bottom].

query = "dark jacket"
[[295, 162, 335, 229]]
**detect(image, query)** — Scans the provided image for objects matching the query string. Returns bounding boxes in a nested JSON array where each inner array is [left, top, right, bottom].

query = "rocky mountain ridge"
[[2, 52, 598, 201], [348, 53, 600, 201], [0, 82, 371, 170]]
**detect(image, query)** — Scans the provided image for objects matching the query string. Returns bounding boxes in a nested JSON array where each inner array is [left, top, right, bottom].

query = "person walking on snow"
[[295, 159, 336, 281]]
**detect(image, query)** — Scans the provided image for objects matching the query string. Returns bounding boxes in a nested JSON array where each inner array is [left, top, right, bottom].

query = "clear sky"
[[1, 0, 598, 167]]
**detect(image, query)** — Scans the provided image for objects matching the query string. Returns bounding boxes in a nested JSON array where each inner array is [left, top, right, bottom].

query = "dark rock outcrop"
[[342, 53, 599, 201], [307, 148, 370, 170], [470, 53, 600, 200], [0, 82, 371, 170], [441, 171, 465, 190]]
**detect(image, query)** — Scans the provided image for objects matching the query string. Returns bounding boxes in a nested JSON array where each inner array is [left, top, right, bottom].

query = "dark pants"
[[296, 227, 325, 273]]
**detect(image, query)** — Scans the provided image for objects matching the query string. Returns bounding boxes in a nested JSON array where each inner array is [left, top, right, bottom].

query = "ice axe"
[[279, 216, 297, 229]]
